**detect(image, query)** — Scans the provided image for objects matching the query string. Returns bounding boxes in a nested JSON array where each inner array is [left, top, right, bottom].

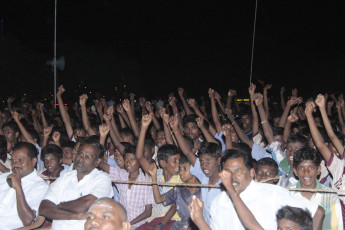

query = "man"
[[1, 121, 20, 171], [39, 138, 114, 230], [189, 149, 324, 230], [85, 198, 131, 230], [0, 142, 48, 229]]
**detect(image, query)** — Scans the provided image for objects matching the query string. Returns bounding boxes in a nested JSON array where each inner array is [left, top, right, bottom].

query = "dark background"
[[0, 1, 344, 103]]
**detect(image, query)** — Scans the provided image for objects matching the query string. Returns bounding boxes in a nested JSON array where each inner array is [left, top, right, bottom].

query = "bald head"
[[85, 198, 130, 230]]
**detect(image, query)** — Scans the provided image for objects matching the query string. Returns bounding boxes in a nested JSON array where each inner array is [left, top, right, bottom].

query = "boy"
[[255, 157, 279, 184], [276, 206, 313, 230], [39, 144, 64, 185]]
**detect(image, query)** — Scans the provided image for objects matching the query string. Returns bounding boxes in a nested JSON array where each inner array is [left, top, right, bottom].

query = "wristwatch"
[[158, 222, 164, 228]]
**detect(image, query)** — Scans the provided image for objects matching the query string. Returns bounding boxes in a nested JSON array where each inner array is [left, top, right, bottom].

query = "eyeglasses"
[[76, 151, 94, 161]]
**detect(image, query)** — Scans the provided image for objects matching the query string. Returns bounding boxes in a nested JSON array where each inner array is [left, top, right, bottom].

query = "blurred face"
[[85, 201, 127, 230], [286, 142, 304, 166], [273, 117, 280, 127], [150, 126, 157, 141], [184, 122, 200, 140], [107, 139, 115, 155], [62, 147, 74, 160], [75, 129, 86, 138], [43, 153, 62, 175], [293, 160, 320, 189], [240, 115, 252, 132], [1, 113, 11, 124], [255, 165, 277, 184], [11, 147, 37, 178], [278, 219, 301, 230], [74, 144, 100, 175], [179, 162, 193, 182], [143, 146, 154, 161], [120, 134, 132, 144], [161, 154, 180, 176], [124, 153, 140, 174], [2, 126, 18, 144], [114, 150, 125, 169], [199, 154, 220, 178], [155, 131, 166, 148], [223, 157, 254, 194]]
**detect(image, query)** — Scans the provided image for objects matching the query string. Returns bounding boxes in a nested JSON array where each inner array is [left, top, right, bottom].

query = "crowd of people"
[[0, 83, 345, 230]]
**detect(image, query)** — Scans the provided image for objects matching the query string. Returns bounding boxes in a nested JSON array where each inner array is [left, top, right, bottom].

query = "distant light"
[[84, 87, 87, 89], [123, 84, 126, 88], [89, 91, 92, 94], [236, 99, 250, 102], [24, 93, 26, 96], [44, 98, 47, 101]]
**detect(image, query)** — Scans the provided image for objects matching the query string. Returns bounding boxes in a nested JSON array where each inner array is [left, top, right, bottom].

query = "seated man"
[[39, 138, 114, 230], [0, 142, 48, 229], [85, 198, 131, 230]]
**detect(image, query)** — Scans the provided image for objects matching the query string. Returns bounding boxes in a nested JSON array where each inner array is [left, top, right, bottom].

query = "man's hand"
[[57, 85, 65, 96], [122, 99, 131, 112], [103, 114, 112, 123], [287, 113, 299, 123], [99, 124, 110, 137], [116, 104, 124, 114], [214, 91, 221, 100], [208, 88, 215, 98], [178, 87, 184, 97], [169, 114, 179, 130], [305, 101, 316, 115], [264, 84, 272, 91], [145, 101, 153, 113], [52, 131, 61, 143], [315, 94, 326, 109], [142, 114, 152, 128], [147, 163, 158, 180], [196, 117, 204, 129], [228, 89, 237, 97], [12, 111, 20, 122], [79, 94, 88, 107], [43, 126, 53, 138], [221, 124, 232, 137], [219, 170, 236, 194], [254, 93, 264, 106], [187, 98, 197, 108], [248, 84, 256, 96], [188, 195, 204, 224], [106, 105, 114, 116], [7, 168, 22, 191]]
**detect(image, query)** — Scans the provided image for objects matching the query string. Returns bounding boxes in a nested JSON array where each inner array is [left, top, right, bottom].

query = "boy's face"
[[199, 154, 220, 178], [143, 145, 154, 161], [184, 122, 200, 141], [286, 142, 304, 166], [255, 165, 277, 184], [43, 153, 62, 174], [179, 162, 193, 182], [278, 219, 300, 230], [62, 147, 74, 160], [293, 160, 320, 189], [114, 150, 125, 169], [2, 126, 18, 144], [124, 153, 140, 174], [161, 154, 180, 176], [240, 115, 252, 132]]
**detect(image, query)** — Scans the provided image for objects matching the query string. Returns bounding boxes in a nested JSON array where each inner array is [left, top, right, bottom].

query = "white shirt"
[[210, 181, 318, 230], [0, 169, 48, 229], [44, 168, 114, 230]]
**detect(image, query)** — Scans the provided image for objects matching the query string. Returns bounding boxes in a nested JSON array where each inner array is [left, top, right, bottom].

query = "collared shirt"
[[44, 168, 113, 230], [38, 166, 65, 186], [147, 168, 182, 222], [109, 167, 154, 228], [210, 181, 318, 230], [164, 186, 201, 230], [0, 169, 48, 229], [290, 180, 343, 230], [190, 158, 221, 225], [278, 170, 298, 188]]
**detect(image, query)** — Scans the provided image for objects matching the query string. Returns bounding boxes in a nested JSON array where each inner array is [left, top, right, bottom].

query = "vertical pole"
[[54, 0, 57, 108], [249, 0, 258, 85]]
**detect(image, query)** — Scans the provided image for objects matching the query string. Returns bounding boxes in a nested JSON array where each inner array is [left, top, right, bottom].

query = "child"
[[276, 206, 313, 230], [148, 154, 201, 230], [39, 144, 64, 185]]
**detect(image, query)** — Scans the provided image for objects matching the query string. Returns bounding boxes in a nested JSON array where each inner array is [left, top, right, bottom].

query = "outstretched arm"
[[12, 112, 36, 145], [147, 164, 166, 203], [196, 117, 217, 144], [209, 89, 222, 134], [254, 93, 274, 145], [178, 87, 194, 116], [79, 94, 96, 136], [263, 84, 272, 118], [123, 99, 140, 138], [57, 85, 74, 138], [136, 114, 153, 173], [249, 84, 259, 135]]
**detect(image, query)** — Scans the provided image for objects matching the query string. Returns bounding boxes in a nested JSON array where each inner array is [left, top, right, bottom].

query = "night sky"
[[1, 1, 345, 102]]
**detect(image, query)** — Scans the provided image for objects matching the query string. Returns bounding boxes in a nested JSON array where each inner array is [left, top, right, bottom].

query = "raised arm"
[[248, 84, 259, 135], [42, 126, 52, 148], [169, 96, 184, 132], [196, 117, 217, 144], [178, 87, 194, 115], [278, 98, 298, 128], [99, 124, 110, 147], [336, 101, 345, 135], [145, 101, 161, 130], [254, 93, 274, 144], [116, 105, 129, 128], [31, 109, 43, 133], [315, 94, 344, 156], [222, 124, 233, 150], [136, 114, 153, 173], [103, 111, 125, 154], [209, 89, 222, 134], [123, 99, 140, 138], [263, 84, 272, 118], [214, 91, 226, 115], [57, 85, 74, 138], [160, 108, 174, 145], [305, 101, 332, 162], [187, 98, 207, 121], [283, 113, 298, 143], [38, 102, 48, 128], [280, 86, 286, 110], [12, 111, 36, 145], [79, 94, 96, 136]]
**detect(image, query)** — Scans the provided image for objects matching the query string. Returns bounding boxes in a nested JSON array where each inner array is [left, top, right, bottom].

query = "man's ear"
[[249, 168, 255, 179], [122, 221, 131, 230], [95, 158, 102, 167], [32, 158, 38, 168]]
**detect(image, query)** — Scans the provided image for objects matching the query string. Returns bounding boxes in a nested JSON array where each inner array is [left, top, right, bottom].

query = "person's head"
[[119, 128, 134, 144], [255, 157, 279, 184], [179, 154, 195, 183], [197, 142, 221, 178], [276, 206, 312, 230], [123, 145, 140, 174], [11, 142, 38, 178], [155, 130, 166, 148], [2, 121, 20, 144], [41, 144, 63, 175], [221, 149, 255, 194], [293, 147, 321, 189], [183, 114, 200, 141], [239, 108, 252, 132], [286, 134, 308, 167], [273, 127, 285, 150], [143, 137, 155, 161], [61, 141, 76, 162], [157, 144, 181, 176], [85, 198, 131, 230], [1, 110, 12, 124], [74, 138, 104, 177]]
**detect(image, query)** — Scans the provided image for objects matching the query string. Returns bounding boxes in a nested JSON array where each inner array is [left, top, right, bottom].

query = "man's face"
[[184, 122, 200, 140], [155, 131, 166, 148], [293, 160, 320, 189], [2, 126, 18, 144], [161, 154, 180, 176], [240, 115, 252, 132], [62, 147, 74, 160], [255, 165, 277, 184], [124, 153, 140, 174], [278, 219, 301, 230], [85, 201, 126, 230], [43, 153, 62, 174], [74, 144, 101, 175], [223, 157, 254, 194], [11, 147, 37, 178], [286, 142, 305, 166], [199, 154, 220, 178]]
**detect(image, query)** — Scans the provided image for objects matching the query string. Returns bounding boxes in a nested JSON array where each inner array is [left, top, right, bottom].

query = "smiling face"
[[11, 147, 37, 178], [286, 142, 305, 167], [124, 153, 140, 174], [223, 157, 255, 194], [293, 160, 320, 189], [43, 153, 62, 175], [114, 150, 125, 169], [199, 154, 220, 178]]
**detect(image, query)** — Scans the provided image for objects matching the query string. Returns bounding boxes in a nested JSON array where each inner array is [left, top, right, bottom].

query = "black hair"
[[238, 106, 252, 118], [157, 144, 181, 162], [27, 128, 40, 144], [197, 142, 221, 158], [293, 147, 321, 168], [80, 137, 105, 159], [123, 144, 136, 155], [41, 144, 63, 161], [287, 134, 308, 148], [61, 141, 76, 150], [272, 127, 284, 137], [144, 136, 155, 149], [257, 157, 278, 175], [2, 121, 20, 134], [0, 135, 7, 158], [120, 142, 133, 155], [12, 142, 38, 160], [232, 142, 252, 155], [276, 206, 312, 230], [183, 114, 198, 128], [120, 127, 134, 138], [179, 154, 190, 165], [221, 149, 253, 171]]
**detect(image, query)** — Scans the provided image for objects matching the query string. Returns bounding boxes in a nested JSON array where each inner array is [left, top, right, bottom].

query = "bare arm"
[[249, 84, 259, 135], [263, 84, 271, 118], [313, 206, 325, 230], [178, 87, 194, 115], [123, 99, 140, 138], [209, 89, 222, 134], [38, 102, 48, 128], [222, 124, 233, 150], [136, 114, 153, 173], [254, 93, 274, 144], [130, 204, 152, 226], [280, 87, 286, 110], [283, 113, 298, 143], [336, 101, 345, 135], [12, 112, 36, 145], [39, 200, 85, 220], [148, 164, 166, 203], [146, 101, 161, 130], [57, 85, 74, 138], [79, 94, 96, 136], [42, 126, 52, 148], [103, 113, 125, 154], [278, 98, 298, 128], [196, 117, 217, 144]]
